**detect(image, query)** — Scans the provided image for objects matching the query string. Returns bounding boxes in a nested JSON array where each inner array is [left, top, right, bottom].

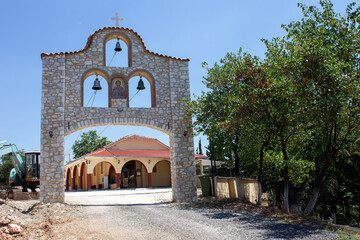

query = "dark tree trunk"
[[331, 200, 336, 224], [289, 183, 300, 213], [234, 145, 240, 177], [272, 188, 277, 209], [283, 165, 289, 213], [345, 198, 351, 225], [257, 134, 272, 206], [303, 178, 322, 214], [280, 136, 289, 213], [304, 157, 332, 214], [234, 147, 242, 200]]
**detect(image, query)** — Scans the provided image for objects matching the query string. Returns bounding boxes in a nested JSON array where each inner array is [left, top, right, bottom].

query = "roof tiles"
[[41, 27, 190, 62]]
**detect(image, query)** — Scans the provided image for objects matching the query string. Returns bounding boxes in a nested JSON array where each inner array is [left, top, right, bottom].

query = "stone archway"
[[40, 27, 196, 203]]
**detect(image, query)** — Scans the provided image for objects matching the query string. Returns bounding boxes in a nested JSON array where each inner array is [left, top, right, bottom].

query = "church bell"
[[136, 76, 145, 90], [114, 38, 122, 52], [92, 76, 102, 91]]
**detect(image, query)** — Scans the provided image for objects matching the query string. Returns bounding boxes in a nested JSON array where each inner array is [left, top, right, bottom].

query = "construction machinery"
[[0, 141, 40, 191]]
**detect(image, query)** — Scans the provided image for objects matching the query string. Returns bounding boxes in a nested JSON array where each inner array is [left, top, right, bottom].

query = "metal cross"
[[111, 13, 123, 27]]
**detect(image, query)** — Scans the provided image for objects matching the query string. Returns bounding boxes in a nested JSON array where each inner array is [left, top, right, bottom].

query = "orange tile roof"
[[103, 134, 169, 150], [41, 27, 190, 62], [86, 148, 207, 159]]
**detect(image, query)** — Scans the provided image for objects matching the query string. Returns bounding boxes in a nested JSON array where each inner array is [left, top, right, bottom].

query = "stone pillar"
[[148, 173, 152, 188], [116, 173, 120, 188], [87, 174, 92, 190], [40, 54, 66, 203], [169, 60, 197, 202]]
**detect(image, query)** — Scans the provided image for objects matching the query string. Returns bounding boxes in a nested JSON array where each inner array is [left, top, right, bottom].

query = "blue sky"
[[0, 0, 354, 161]]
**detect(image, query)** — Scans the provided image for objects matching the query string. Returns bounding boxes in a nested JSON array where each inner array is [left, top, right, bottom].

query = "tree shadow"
[[202, 210, 333, 239], [70, 202, 170, 207]]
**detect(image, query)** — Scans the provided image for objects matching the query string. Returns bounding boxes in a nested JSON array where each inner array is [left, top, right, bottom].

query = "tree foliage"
[[187, 0, 360, 223], [72, 130, 111, 159]]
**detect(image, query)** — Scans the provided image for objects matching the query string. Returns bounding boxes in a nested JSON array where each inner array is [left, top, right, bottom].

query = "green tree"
[[188, 0, 360, 217], [198, 139, 203, 155], [72, 130, 111, 159], [187, 51, 274, 201], [264, 0, 360, 214], [0, 154, 14, 185]]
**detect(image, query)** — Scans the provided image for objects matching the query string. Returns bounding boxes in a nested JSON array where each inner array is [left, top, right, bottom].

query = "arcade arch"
[[80, 162, 86, 190], [121, 160, 149, 188], [92, 161, 117, 189], [151, 160, 171, 187], [66, 168, 71, 191]]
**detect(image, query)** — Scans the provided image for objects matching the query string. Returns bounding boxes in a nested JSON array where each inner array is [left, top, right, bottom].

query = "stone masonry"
[[40, 27, 197, 202]]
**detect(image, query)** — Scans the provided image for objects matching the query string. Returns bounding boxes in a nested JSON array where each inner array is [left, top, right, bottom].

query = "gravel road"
[[64, 189, 338, 240]]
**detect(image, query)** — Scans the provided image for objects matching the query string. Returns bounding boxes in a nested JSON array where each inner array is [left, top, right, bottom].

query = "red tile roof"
[[86, 148, 207, 159], [103, 134, 169, 150], [41, 27, 190, 62]]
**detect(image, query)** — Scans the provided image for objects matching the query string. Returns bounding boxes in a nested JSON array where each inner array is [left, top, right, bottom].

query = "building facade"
[[65, 135, 207, 191]]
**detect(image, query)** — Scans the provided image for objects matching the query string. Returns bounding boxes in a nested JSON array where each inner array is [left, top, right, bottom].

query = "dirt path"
[[58, 202, 337, 240], [1, 189, 338, 239], [61, 189, 337, 240]]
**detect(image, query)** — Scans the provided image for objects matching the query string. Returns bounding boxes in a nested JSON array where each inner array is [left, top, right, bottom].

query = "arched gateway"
[[40, 27, 196, 203]]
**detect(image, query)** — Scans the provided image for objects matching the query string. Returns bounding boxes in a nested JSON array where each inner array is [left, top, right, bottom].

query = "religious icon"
[[112, 78, 126, 98]]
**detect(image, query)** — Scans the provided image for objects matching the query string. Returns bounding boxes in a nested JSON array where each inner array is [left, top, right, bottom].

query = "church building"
[[65, 134, 207, 190]]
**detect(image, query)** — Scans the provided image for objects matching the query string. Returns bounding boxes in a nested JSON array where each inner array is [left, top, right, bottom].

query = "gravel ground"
[[77, 204, 338, 240], [63, 188, 338, 240]]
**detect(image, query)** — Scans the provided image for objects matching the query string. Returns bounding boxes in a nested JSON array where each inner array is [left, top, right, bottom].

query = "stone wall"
[[40, 27, 197, 202]]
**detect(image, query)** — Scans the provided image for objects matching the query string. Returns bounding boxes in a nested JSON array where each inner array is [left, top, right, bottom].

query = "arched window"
[[105, 38, 129, 67], [83, 74, 109, 107], [128, 75, 151, 108]]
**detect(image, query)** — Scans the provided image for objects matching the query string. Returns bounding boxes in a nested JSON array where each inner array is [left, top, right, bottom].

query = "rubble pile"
[[0, 213, 24, 239], [0, 198, 82, 239]]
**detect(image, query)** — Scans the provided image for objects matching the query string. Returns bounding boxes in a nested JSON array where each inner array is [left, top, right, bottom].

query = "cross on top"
[[111, 13, 123, 27]]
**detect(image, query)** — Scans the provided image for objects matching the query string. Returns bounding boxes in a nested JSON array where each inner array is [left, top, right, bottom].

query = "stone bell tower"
[[40, 27, 197, 203]]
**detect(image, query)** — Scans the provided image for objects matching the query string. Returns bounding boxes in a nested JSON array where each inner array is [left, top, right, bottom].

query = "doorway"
[[121, 161, 136, 188]]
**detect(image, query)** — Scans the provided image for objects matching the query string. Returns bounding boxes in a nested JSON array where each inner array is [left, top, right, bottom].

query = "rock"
[[8, 224, 22, 234], [0, 214, 11, 226], [0, 226, 9, 234]]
